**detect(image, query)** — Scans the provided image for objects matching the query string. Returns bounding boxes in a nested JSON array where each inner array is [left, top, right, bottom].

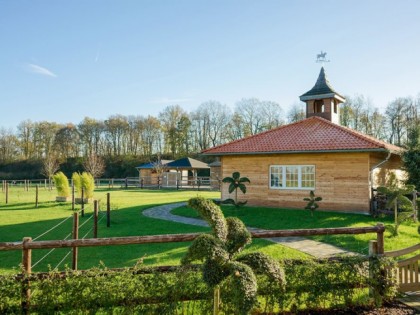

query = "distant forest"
[[0, 95, 419, 179]]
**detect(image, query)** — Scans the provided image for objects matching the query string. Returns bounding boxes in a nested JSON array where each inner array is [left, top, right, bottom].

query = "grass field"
[[172, 205, 420, 255], [0, 187, 307, 274]]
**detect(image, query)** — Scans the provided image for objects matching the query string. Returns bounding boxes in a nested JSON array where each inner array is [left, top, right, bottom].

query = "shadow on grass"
[[0, 201, 67, 211], [0, 203, 212, 273]]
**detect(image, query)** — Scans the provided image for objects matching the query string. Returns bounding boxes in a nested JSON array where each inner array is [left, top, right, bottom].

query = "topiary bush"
[[72, 172, 82, 198], [72, 171, 95, 199], [182, 197, 286, 314], [53, 171, 70, 197], [81, 172, 95, 199]]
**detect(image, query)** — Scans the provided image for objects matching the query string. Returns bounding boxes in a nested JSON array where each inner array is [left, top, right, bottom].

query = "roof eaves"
[[300, 93, 346, 102], [202, 148, 389, 156]]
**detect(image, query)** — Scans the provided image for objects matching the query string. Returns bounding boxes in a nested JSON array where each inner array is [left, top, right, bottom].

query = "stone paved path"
[[143, 202, 356, 258]]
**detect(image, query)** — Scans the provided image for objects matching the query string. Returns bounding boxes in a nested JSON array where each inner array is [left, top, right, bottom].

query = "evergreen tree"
[[402, 126, 420, 189]]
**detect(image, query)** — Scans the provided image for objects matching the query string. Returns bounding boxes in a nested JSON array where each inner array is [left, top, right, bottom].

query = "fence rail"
[[0, 223, 386, 255]]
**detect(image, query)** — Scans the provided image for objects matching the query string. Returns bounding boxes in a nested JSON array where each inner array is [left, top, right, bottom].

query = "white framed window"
[[270, 165, 315, 190]]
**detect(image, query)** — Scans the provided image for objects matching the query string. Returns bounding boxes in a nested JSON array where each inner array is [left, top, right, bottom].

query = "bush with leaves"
[[303, 190, 322, 217], [377, 184, 415, 236], [182, 197, 285, 314], [0, 256, 398, 314], [81, 172, 95, 199], [222, 172, 250, 207], [53, 171, 70, 197], [72, 171, 95, 199]]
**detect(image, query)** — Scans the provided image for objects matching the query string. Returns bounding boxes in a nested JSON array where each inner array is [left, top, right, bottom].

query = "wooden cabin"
[[202, 67, 404, 213]]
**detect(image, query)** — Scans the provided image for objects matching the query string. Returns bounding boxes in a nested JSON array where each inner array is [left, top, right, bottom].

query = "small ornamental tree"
[[222, 172, 250, 207], [377, 184, 415, 236], [303, 191, 322, 217], [53, 172, 70, 197], [41, 154, 60, 189], [182, 197, 285, 314]]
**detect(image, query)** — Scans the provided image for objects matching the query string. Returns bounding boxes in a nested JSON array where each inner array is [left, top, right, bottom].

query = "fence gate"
[[385, 243, 420, 292]]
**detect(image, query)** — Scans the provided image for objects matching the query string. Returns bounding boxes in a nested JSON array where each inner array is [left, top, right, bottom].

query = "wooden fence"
[[0, 223, 386, 314], [0, 223, 386, 270], [384, 243, 420, 292]]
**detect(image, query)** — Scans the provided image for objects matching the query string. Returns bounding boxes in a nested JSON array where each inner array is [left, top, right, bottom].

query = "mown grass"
[[0, 187, 306, 274], [171, 205, 420, 255]]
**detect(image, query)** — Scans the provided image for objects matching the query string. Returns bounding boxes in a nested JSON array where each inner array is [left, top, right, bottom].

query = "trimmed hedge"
[[0, 256, 397, 314]]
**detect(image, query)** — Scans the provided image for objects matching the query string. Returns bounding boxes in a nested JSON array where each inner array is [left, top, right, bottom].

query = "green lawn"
[[171, 205, 420, 255], [0, 187, 306, 274]]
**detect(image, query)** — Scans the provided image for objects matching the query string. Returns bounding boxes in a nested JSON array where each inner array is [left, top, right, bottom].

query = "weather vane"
[[316, 51, 330, 64]]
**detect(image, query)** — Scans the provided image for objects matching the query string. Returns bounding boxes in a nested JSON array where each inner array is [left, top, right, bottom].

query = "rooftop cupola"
[[299, 67, 346, 124]]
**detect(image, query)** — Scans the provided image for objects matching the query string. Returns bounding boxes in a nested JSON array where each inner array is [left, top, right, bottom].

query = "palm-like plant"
[[377, 184, 415, 236], [182, 197, 285, 315], [222, 172, 250, 207], [303, 191, 322, 217]]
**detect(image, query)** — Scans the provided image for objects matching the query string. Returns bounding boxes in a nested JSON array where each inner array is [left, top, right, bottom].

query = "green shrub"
[[183, 197, 285, 315], [72, 172, 94, 199], [81, 172, 95, 199], [52, 171, 70, 197], [0, 256, 398, 314], [72, 172, 82, 198]]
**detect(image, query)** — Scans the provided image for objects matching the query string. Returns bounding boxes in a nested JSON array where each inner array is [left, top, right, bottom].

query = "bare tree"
[[287, 103, 306, 123], [83, 153, 106, 179], [41, 154, 60, 189], [0, 128, 18, 163]]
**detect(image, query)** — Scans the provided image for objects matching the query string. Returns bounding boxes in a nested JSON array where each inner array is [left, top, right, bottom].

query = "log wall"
[[221, 152, 400, 213]]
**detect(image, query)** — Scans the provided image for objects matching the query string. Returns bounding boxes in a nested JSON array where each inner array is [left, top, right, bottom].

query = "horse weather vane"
[[316, 51, 330, 64]]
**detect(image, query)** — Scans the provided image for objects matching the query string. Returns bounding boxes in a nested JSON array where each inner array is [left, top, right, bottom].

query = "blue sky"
[[1, 0, 420, 129]]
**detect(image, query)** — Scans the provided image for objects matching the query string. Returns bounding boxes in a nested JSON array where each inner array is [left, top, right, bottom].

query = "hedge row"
[[0, 256, 397, 314]]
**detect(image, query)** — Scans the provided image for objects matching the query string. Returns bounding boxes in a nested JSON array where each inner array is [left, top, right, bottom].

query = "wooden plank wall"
[[370, 153, 406, 187], [221, 152, 372, 212]]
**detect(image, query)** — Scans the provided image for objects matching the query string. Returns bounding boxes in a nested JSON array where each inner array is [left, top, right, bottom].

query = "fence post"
[[94, 200, 98, 238], [213, 286, 220, 315], [71, 183, 75, 211], [72, 212, 79, 270], [35, 185, 39, 208], [22, 237, 32, 314], [141, 178, 144, 189], [376, 222, 384, 255], [5, 182, 9, 204], [107, 193, 111, 227], [81, 188, 85, 217]]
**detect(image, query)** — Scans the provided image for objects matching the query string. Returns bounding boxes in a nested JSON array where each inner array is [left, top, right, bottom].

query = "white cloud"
[[25, 63, 57, 78], [150, 97, 192, 104]]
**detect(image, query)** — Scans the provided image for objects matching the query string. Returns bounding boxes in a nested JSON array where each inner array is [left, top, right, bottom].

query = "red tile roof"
[[202, 116, 403, 155]]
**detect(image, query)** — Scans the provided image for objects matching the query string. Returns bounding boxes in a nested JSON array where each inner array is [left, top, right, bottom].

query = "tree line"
[[0, 95, 419, 165]]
